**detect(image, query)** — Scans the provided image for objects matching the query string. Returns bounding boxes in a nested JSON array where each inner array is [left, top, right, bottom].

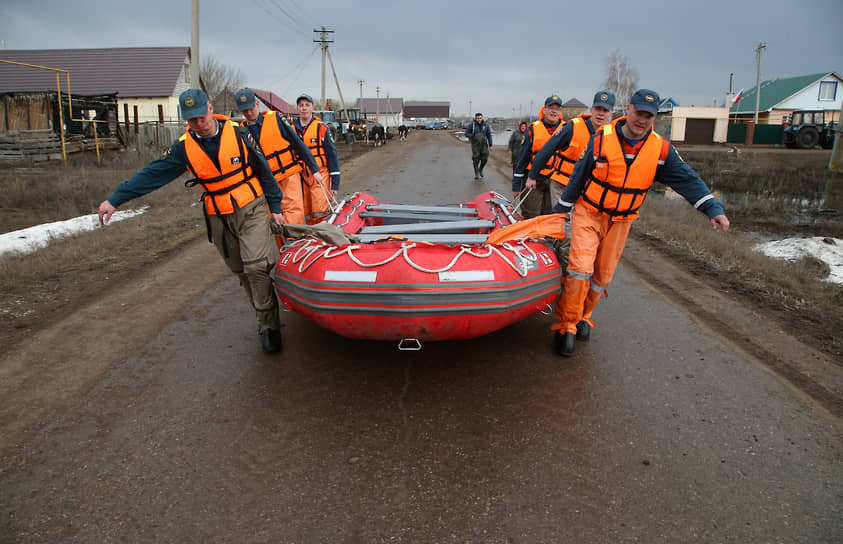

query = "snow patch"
[[753, 237, 843, 285], [0, 207, 149, 259]]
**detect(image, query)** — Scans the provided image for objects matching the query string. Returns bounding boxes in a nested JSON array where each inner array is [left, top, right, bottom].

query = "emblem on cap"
[[600, 93, 608, 101], [239, 95, 246, 103], [645, 94, 655, 102], [184, 96, 195, 107]]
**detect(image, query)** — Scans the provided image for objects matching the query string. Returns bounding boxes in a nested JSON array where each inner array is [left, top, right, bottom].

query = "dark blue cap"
[[235, 88, 256, 111], [592, 90, 616, 110], [544, 94, 563, 107], [179, 88, 209, 119], [296, 93, 314, 104], [630, 89, 660, 114]]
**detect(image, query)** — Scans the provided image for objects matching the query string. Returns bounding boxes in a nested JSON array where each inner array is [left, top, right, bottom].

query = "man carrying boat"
[[234, 88, 323, 227], [550, 89, 730, 357], [511, 95, 565, 218], [521, 91, 616, 213], [292, 93, 341, 224], [96, 89, 286, 354]]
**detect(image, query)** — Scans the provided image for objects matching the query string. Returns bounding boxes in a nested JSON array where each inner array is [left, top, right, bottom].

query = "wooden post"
[[745, 121, 755, 146], [123, 103, 129, 134], [157, 104, 164, 147], [133, 105, 139, 135]]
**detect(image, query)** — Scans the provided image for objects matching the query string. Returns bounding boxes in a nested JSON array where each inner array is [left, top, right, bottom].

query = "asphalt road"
[[1, 131, 840, 543]]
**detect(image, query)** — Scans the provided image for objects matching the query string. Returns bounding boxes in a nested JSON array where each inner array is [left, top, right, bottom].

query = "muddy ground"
[[1, 130, 840, 542]]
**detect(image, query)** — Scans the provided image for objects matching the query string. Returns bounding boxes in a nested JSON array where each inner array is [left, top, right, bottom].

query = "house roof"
[[561, 98, 586, 108], [730, 72, 839, 113], [404, 101, 450, 107], [357, 97, 404, 114], [0, 47, 190, 97], [252, 89, 297, 115]]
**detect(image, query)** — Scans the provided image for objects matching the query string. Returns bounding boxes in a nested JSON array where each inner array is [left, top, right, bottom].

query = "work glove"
[[551, 202, 571, 215]]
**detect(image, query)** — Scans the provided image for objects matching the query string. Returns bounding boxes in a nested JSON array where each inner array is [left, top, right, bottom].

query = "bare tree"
[[603, 49, 639, 112], [200, 56, 246, 117]]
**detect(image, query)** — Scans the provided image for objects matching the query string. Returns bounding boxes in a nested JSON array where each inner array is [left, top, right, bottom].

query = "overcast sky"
[[1, 0, 841, 118]]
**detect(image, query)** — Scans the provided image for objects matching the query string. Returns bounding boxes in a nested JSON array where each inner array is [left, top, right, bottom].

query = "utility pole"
[[325, 48, 351, 134], [358, 79, 364, 113], [190, 0, 199, 88], [753, 42, 766, 124], [313, 27, 334, 109], [376, 86, 381, 121], [469, 100, 472, 116]]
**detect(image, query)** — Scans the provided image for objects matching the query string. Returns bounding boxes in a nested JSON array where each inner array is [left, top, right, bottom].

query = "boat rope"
[[329, 197, 367, 228], [511, 188, 532, 216], [281, 237, 544, 278]]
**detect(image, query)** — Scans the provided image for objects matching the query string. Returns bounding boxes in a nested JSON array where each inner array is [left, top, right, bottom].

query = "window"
[[818, 81, 837, 101]]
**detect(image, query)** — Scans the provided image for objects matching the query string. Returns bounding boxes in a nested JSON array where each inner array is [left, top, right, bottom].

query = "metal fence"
[[118, 122, 184, 150], [727, 123, 783, 145]]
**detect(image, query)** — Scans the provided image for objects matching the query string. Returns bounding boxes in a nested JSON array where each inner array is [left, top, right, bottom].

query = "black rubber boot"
[[554, 331, 576, 357], [261, 329, 282, 353], [576, 320, 591, 341]]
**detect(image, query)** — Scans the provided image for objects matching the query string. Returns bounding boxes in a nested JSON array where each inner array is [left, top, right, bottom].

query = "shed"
[[666, 106, 729, 144], [253, 89, 297, 116], [403, 101, 450, 119], [0, 47, 193, 124], [560, 98, 587, 121]]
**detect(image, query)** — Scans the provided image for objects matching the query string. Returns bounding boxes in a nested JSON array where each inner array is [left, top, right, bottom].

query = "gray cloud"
[[1, 0, 840, 117]]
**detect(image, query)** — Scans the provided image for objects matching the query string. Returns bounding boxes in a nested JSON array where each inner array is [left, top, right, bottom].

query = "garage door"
[[684, 119, 716, 144]]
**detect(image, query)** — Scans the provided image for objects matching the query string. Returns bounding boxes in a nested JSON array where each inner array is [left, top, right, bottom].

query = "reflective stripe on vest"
[[251, 111, 302, 178], [298, 119, 328, 169], [580, 117, 669, 221], [548, 115, 591, 186], [528, 119, 563, 180], [183, 115, 262, 215]]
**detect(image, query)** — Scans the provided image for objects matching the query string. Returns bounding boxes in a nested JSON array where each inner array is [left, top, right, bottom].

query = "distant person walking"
[[292, 93, 341, 224], [235, 88, 322, 229], [550, 89, 730, 357], [465, 112, 493, 179], [508, 120, 528, 174], [511, 95, 565, 218], [96, 89, 286, 354]]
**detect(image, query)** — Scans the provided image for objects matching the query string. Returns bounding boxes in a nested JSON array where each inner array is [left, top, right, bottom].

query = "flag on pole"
[[732, 89, 744, 105]]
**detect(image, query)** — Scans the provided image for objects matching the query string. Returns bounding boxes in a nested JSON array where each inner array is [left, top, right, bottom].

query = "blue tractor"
[[783, 110, 838, 149]]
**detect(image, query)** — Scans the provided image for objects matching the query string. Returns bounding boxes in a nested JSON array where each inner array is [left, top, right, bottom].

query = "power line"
[[271, 45, 319, 97], [286, 0, 313, 25], [251, 0, 309, 39], [267, 0, 304, 28]]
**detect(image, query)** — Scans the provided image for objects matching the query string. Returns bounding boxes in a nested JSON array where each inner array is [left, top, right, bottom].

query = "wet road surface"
[[1, 131, 841, 542]]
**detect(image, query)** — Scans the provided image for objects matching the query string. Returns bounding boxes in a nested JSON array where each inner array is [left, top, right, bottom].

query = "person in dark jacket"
[[508, 120, 528, 173], [465, 112, 493, 179], [96, 89, 286, 354], [550, 89, 730, 357]]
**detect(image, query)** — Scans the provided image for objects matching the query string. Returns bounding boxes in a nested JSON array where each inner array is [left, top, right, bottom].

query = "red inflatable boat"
[[272, 191, 563, 345]]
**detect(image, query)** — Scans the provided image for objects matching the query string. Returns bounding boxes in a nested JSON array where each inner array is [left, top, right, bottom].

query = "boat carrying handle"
[[398, 338, 422, 351]]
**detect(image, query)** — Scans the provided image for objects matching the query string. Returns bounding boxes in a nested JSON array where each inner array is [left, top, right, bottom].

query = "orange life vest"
[[528, 118, 565, 182], [548, 114, 592, 187], [581, 116, 670, 221], [297, 117, 328, 169], [246, 111, 302, 179], [183, 114, 262, 215]]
